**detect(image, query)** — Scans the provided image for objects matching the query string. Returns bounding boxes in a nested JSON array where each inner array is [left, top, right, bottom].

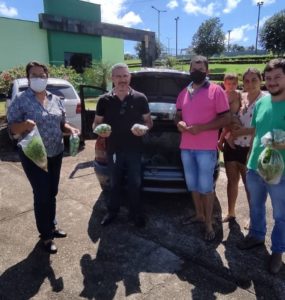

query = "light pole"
[[151, 6, 167, 44], [227, 30, 231, 53], [255, 1, 264, 54], [175, 17, 179, 57]]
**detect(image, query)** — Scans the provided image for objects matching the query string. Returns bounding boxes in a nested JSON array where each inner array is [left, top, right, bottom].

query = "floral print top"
[[7, 88, 66, 157], [234, 91, 267, 147]]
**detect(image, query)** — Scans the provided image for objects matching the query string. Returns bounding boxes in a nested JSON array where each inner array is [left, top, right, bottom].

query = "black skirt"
[[223, 142, 250, 165]]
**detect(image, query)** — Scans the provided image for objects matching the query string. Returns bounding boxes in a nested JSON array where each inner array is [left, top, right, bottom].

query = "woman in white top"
[[222, 68, 267, 223]]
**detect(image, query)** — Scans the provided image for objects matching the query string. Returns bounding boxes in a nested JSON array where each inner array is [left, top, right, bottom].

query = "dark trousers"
[[107, 151, 142, 217], [18, 149, 63, 240]]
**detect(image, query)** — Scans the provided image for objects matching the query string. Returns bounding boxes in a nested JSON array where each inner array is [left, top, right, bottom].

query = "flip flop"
[[205, 230, 216, 241]]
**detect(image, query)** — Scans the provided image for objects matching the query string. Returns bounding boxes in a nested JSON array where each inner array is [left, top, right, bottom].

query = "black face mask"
[[189, 70, 207, 84]]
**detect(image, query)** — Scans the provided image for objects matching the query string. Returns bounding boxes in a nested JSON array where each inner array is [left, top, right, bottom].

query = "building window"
[[64, 52, 92, 73]]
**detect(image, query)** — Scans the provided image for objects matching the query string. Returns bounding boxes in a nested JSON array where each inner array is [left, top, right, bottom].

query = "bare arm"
[[143, 112, 153, 130], [187, 111, 231, 135], [231, 127, 255, 138], [9, 119, 36, 135]]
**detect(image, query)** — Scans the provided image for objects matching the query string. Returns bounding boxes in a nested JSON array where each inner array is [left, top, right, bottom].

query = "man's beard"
[[269, 87, 284, 96]]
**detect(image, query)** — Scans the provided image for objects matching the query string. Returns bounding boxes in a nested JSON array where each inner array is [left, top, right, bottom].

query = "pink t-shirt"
[[176, 83, 229, 150]]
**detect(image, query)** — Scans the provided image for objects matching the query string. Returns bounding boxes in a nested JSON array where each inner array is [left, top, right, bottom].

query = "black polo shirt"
[[96, 88, 150, 154]]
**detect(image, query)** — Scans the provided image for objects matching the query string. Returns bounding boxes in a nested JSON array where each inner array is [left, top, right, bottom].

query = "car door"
[[79, 85, 108, 140]]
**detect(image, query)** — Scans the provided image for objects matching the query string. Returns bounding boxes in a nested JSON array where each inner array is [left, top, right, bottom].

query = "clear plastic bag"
[[257, 145, 284, 185], [19, 126, 48, 171], [69, 133, 80, 157]]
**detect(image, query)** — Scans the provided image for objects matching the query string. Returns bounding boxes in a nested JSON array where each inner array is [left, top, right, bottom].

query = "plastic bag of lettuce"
[[257, 132, 284, 184], [19, 126, 48, 171]]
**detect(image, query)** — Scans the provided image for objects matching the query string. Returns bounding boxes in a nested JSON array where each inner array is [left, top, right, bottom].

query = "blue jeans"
[[247, 169, 285, 253], [19, 149, 63, 240], [107, 151, 142, 217], [181, 149, 217, 194]]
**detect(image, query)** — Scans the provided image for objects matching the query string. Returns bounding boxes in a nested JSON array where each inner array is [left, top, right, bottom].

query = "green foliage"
[[260, 10, 285, 55], [161, 56, 178, 69], [0, 65, 26, 94], [135, 39, 162, 61], [48, 65, 83, 91], [0, 64, 82, 94], [192, 17, 225, 57], [82, 61, 111, 90]]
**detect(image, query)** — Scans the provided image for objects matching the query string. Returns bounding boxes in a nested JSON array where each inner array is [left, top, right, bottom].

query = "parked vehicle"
[[80, 69, 220, 193], [4, 78, 82, 132]]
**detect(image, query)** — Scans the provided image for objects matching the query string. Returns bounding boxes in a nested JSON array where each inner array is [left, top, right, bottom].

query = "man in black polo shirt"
[[93, 63, 153, 227]]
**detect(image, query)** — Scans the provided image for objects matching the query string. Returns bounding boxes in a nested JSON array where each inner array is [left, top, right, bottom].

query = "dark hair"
[[242, 67, 262, 81], [263, 58, 285, 75], [190, 55, 208, 70], [224, 73, 239, 82], [25, 61, 49, 79]]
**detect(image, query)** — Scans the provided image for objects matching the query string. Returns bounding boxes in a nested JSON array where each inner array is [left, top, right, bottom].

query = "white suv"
[[5, 78, 82, 132]]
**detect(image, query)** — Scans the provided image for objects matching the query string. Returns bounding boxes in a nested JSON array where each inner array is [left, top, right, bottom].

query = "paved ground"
[[0, 124, 285, 300]]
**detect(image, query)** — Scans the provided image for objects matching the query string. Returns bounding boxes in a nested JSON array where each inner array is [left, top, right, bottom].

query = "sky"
[[0, 0, 283, 55]]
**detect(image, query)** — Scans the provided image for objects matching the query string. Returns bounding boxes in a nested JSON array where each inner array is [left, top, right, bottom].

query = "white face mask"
[[30, 78, 48, 93]]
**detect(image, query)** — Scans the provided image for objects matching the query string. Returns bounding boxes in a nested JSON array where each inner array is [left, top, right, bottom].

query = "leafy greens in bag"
[[19, 126, 48, 171], [257, 132, 284, 184]]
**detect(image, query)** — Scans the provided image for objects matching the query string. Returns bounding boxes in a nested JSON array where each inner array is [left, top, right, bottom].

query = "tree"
[[135, 39, 163, 62], [192, 17, 225, 57], [231, 44, 245, 52], [260, 10, 285, 56]]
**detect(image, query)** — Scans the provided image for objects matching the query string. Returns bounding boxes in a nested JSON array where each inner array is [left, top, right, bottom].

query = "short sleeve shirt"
[[247, 95, 285, 174], [176, 82, 229, 150], [96, 88, 150, 154], [7, 88, 66, 157]]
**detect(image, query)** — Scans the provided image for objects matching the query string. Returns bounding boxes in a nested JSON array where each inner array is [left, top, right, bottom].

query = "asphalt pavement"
[[0, 124, 285, 300]]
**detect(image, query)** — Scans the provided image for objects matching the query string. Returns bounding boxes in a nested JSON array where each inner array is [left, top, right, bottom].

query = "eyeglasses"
[[120, 101, 128, 115]]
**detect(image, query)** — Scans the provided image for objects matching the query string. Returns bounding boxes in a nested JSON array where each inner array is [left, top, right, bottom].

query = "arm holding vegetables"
[[92, 115, 111, 138], [10, 119, 36, 135], [62, 122, 80, 135]]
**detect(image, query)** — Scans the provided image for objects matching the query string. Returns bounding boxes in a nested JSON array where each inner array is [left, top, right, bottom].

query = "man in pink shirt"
[[176, 55, 231, 241]]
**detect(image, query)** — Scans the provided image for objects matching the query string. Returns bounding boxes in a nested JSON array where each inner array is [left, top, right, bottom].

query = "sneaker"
[[237, 235, 265, 250], [269, 253, 283, 274]]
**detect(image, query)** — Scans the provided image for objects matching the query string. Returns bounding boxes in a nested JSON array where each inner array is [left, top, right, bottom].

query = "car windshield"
[[19, 84, 77, 99]]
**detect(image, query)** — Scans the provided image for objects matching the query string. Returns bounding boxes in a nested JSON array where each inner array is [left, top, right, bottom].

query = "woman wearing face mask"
[[7, 61, 80, 254]]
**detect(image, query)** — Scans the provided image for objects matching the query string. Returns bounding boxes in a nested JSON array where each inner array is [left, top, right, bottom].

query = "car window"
[[46, 85, 77, 99], [18, 84, 77, 99]]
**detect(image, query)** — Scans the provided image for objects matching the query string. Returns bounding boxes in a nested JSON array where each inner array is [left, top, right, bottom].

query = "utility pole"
[[255, 1, 264, 54], [227, 30, 231, 53], [151, 6, 167, 44], [175, 17, 179, 57]]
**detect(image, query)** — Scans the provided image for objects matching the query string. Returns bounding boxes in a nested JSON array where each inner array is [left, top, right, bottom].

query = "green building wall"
[[102, 37, 124, 65], [0, 0, 124, 72], [0, 18, 49, 71]]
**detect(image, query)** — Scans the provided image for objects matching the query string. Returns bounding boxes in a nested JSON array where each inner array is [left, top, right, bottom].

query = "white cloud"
[[182, 0, 216, 16], [81, 0, 142, 27], [259, 15, 270, 27], [223, 0, 241, 14], [0, 2, 18, 17], [228, 24, 255, 43], [167, 0, 179, 9], [251, 0, 275, 6]]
